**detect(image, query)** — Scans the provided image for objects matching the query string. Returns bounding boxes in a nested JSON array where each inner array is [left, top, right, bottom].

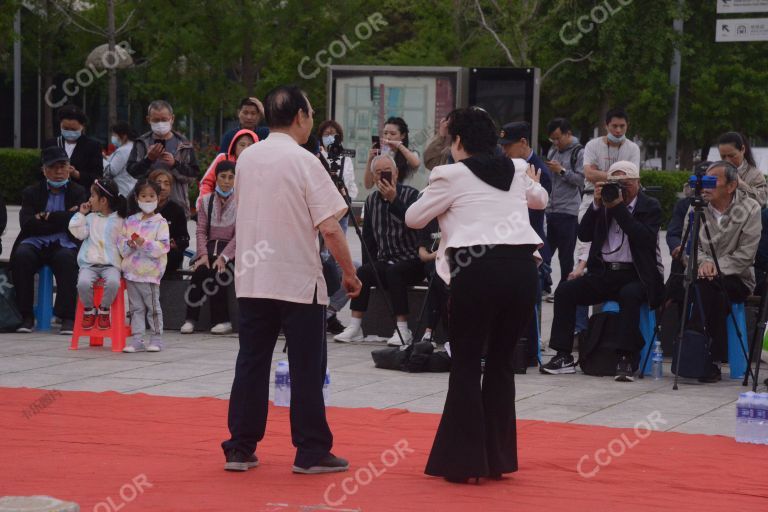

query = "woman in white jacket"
[[406, 107, 547, 483]]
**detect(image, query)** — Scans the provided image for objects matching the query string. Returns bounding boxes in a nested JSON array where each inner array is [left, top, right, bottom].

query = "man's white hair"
[[371, 154, 397, 171]]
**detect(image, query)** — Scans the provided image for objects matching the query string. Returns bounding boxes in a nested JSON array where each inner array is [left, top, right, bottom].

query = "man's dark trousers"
[[222, 296, 332, 468], [550, 268, 647, 354], [546, 212, 578, 285]]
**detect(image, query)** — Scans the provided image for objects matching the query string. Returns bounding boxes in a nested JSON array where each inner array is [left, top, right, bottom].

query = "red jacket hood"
[[228, 128, 259, 156]]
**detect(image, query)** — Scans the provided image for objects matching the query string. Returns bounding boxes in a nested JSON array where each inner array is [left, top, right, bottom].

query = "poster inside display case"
[[328, 66, 465, 196], [328, 66, 538, 199]]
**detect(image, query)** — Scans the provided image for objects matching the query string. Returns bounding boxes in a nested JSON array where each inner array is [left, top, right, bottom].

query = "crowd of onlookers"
[[4, 97, 766, 382]]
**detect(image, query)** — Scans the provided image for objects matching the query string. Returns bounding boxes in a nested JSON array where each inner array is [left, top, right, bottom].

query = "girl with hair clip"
[[68, 178, 128, 330], [718, 131, 767, 206], [120, 180, 171, 353]]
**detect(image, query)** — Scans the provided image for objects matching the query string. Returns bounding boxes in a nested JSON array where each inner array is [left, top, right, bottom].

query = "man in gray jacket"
[[544, 118, 585, 291], [685, 161, 761, 382]]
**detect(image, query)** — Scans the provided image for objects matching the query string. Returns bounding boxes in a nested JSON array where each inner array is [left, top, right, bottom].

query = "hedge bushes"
[[640, 170, 690, 228], [0, 148, 41, 204]]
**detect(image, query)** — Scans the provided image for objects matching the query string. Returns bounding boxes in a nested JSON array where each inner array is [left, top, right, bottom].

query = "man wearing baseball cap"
[[541, 160, 664, 382], [10, 146, 87, 334]]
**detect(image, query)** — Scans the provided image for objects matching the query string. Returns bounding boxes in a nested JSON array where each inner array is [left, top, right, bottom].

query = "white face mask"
[[139, 201, 157, 214], [150, 121, 172, 137]]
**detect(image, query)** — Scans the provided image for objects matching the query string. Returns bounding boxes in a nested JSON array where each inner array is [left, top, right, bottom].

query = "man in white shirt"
[[221, 85, 361, 474]]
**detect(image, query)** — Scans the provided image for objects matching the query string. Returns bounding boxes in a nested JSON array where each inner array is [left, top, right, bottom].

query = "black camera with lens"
[[601, 180, 626, 204]]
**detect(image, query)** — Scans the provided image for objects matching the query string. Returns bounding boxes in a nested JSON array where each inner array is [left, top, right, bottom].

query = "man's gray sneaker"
[[292, 454, 349, 474]]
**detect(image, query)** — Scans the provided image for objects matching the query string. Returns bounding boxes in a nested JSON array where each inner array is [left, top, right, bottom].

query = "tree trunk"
[[107, 0, 117, 134], [241, 0, 255, 94]]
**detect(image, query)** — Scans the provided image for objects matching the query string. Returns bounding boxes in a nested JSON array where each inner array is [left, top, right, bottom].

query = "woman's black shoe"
[[326, 314, 345, 335], [444, 476, 480, 484]]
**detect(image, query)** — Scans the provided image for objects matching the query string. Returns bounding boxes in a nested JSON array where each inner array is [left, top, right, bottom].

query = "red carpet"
[[1, 387, 766, 511]]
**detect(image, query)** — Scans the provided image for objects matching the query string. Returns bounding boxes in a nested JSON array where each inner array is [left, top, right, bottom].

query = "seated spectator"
[[103, 121, 138, 197], [683, 161, 761, 382], [180, 161, 236, 335], [148, 166, 190, 275], [198, 129, 257, 205], [220, 97, 269, 152], [12, 146, 87, 334], [334, 154, 424, 345], [68, 178, 127, 330], [717, 132, 767, 206], [541, 161, 664, 382], [127, 100, 200, 218], [44, 104, 103, 193]]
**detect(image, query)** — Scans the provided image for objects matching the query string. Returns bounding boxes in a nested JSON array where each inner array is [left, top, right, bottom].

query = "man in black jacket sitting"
[[12, 147, 87, 334], [541, 161, 664, 382]]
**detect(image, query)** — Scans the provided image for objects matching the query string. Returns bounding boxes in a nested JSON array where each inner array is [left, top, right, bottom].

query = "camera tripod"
[[663, 194, 755, 390], [321, 151, 408, 346]]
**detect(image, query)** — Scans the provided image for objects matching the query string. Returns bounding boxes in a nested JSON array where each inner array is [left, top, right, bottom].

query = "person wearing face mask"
[[197, 129, 258, 206], [103, 121, 138, 197], [11, 146, 88, 335], [120, 179, 171, 353], [126, 100, 201, 219], [148, 166, 190, 275], [181, 161, 238, 335], [43, 104, 103, 193], [717, 131, 767, 206]]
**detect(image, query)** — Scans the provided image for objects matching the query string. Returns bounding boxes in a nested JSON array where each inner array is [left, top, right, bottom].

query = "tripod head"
[[688, 161, 717, 207]]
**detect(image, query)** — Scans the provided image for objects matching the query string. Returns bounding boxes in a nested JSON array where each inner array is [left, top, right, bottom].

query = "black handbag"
[[671, 288, 712, 379], [579, 311, 625, 376]]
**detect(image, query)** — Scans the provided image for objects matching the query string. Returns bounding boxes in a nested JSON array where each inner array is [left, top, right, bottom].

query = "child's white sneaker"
[[147, 337, 164, 352], [211, 322, 233, 335], [123, 338, 145, 353], [180, 320, 195, 334]]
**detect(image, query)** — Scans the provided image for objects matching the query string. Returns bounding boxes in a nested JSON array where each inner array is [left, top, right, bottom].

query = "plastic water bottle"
[[754, 393, 768, 445], [274, 361, 291, 407], [651, 338, 663, 380], [736, 392, 750, 443], [323, 368, 331, 404], [745, 391, 757, 443]]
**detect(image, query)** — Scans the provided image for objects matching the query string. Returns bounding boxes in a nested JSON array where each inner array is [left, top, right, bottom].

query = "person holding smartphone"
[[334, 154, 425, 346], [364, 117, 421, 189]]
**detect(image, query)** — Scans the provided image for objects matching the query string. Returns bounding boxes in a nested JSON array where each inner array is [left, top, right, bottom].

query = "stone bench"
[[159, 271, 240, 332], [360, 285, 447, 340]]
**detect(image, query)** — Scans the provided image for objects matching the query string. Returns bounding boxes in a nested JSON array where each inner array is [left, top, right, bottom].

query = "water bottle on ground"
[[274, 361, 291, 407], [323, 368, 331, 404], [651, 338, 663, 380], [754, 393, 768, 445], [745, 391, 757, 443], [736, 392, 749, 443]]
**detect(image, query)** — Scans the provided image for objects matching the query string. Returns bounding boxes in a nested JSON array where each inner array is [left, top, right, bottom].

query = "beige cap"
[[607, 160, 640, 179]]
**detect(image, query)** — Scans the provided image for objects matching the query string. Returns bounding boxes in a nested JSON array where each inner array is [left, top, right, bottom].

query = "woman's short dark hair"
[[263, 85, 310, 129], [446, 107, 498, 155], [215, 160, 236, 176], [546, 117, 572, 135], [110, 120, 138, 141], [58, 104, 88, 125], [718, 131, 757, 168], [317, 120, 344, 143]]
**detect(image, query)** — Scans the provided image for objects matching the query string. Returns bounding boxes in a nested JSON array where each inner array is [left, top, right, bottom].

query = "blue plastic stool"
[[34, 265, 54, 332], [727, 303, 748, 379], [603, 301, 656, 375]]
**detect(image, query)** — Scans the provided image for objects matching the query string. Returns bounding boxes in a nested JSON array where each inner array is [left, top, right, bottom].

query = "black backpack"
[[671, 291, 712, 378], [579, 311, 625, 376]]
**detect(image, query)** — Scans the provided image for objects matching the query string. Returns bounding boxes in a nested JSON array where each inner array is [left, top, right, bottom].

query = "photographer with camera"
[[317, 120, 359, 333], [541, 161, 664, 382], [679, 161, 761, 382]]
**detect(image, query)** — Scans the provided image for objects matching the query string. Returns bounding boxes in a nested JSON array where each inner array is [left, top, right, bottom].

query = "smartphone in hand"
[[371, 135, 380, 149], [380, 170, 392, 185]]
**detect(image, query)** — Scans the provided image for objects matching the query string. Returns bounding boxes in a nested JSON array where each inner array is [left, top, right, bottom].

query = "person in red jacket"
[[197, 129, 258, 208]]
